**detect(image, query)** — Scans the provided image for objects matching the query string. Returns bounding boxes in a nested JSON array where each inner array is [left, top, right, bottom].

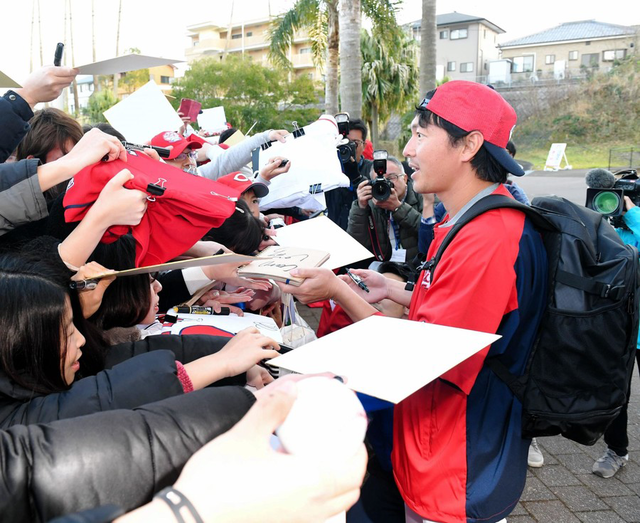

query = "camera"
[[369, 150, 394, 202], [334, 112, 361, 183], [586, 169, 640, 228]]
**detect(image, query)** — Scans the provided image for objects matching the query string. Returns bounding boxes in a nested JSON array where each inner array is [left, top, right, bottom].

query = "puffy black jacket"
[[0, 386, 255, 522], [0, 350, 184, 428]]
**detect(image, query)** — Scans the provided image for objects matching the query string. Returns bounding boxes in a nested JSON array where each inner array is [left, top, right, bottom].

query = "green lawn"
[[519, 143, 637, 171]]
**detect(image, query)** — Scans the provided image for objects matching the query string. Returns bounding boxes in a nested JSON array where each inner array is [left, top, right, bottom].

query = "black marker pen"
[[54, 43, 64, 67], [173, 306, 231, 315]]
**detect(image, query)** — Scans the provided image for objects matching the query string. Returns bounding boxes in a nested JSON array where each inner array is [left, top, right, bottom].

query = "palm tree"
[[419, 0, 437, 95], [361, 29, 418, 146], [269, 0, 401, 116], [269, 0, 339, 114], [339, 0, 362, 118]]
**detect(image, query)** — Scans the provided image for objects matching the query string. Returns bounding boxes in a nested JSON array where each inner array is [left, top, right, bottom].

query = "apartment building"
[[185, 17, 321, 81], [499, 20, 638, 81], [407, 12, 505, 82]]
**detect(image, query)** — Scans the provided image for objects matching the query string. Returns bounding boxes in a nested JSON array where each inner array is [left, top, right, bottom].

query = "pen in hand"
[[54, 43, 64, 66], [346, 268, 369, 293]]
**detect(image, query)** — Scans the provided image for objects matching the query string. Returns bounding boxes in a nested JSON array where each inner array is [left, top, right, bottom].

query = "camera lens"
[[593, 191, 621, 215]]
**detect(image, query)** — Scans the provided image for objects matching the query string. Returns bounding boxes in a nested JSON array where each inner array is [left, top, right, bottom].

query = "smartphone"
[[278, 159, 289, 168]]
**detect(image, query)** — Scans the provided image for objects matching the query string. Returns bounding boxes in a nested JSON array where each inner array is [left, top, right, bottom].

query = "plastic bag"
[[280, 293, 318, 348]]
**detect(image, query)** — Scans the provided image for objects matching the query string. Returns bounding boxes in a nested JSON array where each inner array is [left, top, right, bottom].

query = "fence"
[[609, 147, 640, 170]]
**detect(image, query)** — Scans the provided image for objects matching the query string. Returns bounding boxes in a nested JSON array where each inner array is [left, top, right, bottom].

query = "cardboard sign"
[[273, 215, 373, 270], [0, 70, 20, 88], [104, 80, 183, 143], [268, 316, 501, 404], [238, 245, 330, 285], [198, 107, 228, 134], [78, 54, 183, 76]]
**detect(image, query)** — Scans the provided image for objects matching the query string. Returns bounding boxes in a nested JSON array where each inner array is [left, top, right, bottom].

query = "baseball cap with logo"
[[418, 80, 525, 176], [150, 131, 202, 160], [217, 171, 269, 198]]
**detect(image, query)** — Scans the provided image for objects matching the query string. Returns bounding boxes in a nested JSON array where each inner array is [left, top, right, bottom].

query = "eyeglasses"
[[352, 139, 365, 147], [175, 151, 198, 161], [385, 174, 403, 181], [149, 272, 159, 284]]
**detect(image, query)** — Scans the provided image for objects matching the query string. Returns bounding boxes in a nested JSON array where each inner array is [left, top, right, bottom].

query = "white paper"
[[197, 107, 227, 133], [268, 316, 501, 404], [104, 80, 183, 143], [77, 54, 183, 76], [168, 312, 283, 342], [0, 71, 20, 88], [273, 215, 373, 270]]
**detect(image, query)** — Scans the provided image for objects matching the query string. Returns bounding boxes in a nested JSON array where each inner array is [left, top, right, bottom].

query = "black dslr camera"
[[586, 169, 640, 229], [369, 150, 393, 201], [335, 112, 362, 184]]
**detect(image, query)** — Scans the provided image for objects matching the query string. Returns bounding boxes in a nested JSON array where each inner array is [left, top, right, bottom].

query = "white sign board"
[[78, 54, 183, 76], [197, 107, 228, 134], [168, 312, 283, 342], [268, 316, 501, 404], [273, 215, 373, 270], [544, 143, 572, 171], [104, 80, 183, 143]]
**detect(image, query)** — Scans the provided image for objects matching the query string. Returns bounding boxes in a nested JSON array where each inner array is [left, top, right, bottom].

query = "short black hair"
[[416, 89, 507, 184], [83, 122, 127, 142], [218, 127, 238, 144], [203, 199, 265, 255], [348, 119, 368, 141]]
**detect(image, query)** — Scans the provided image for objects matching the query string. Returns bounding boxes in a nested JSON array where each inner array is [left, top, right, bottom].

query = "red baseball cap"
[[217, 171, 269, 198], [419, 81, 524, 176], [150, 131, 202, 160]]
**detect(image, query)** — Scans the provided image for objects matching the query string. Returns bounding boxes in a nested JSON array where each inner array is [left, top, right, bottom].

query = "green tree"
[[84, 89, 118, 123], [361, 29, 418, 145], [269, 0, 402, 116], [171, 56, 321, 132]]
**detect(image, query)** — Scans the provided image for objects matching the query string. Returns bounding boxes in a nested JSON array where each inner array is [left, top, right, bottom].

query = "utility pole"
[[113, 0, 122, 97], [92, 0, 101, 92], [68, 0, 80, 116]]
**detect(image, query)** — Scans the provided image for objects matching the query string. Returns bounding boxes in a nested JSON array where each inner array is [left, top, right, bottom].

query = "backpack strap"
[[426, 194, 553, 284]]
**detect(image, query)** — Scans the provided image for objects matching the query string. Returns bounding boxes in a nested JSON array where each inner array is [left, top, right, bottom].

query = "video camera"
[[585, 168, 640, 228]]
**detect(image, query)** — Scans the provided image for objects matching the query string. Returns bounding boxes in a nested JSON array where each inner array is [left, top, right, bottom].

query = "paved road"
[[515, 169, 591, 206]]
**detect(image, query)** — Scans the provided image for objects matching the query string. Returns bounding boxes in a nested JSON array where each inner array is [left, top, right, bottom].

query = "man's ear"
[[459, 131, 484, 162]]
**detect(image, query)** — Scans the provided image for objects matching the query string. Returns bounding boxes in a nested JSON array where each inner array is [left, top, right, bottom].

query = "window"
[[569, 50, 578, 61], [581, 53, 599, 67], [246, 31, 253, 37], [512, 56, 534, 73], [231, 33, 242, 40], [439, 30, 448, 39], [299, 47, 312, 54], [585, 41, 591, 46], [460, 62, 474, 72], [545, 54, 555, 64], [484, 29, 487, 38], [160, 76, 171, 84], [603, 49, 627, 61], [450, 28, 468, 40], [447, 61, 456, 71]]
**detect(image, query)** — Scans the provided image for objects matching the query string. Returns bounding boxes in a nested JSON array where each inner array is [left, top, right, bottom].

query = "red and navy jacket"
[[393, 184, 548, 523]]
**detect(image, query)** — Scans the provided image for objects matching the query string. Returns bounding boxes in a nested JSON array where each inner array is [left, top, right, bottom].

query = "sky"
[[1, 0, 638, 84]]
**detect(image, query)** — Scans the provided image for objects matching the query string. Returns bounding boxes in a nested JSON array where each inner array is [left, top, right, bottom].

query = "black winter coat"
[[0, 386, 255, 522], [0, 334, 242, 428]]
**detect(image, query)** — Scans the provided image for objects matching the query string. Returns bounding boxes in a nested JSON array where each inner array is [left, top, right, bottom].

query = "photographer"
[[326, 119, 373, 230], [347, 155, 422, 266], [592, 194, 640, 479]]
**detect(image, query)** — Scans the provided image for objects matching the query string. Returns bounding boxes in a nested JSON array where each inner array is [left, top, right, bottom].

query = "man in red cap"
[[150, 131, 202, 175], [276, 81, 547, 523]]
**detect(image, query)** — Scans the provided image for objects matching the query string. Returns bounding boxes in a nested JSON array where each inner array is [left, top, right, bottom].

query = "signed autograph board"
[[238, 246, 330, 286]]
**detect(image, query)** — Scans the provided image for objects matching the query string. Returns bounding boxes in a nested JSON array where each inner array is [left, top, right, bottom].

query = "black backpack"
[[424, 194, 639, 446]]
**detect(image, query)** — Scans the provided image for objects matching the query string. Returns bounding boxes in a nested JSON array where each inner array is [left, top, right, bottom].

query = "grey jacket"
[[197, 130, 271, 180], [0, 159, 48, 236], [347, 181, 423, 263]]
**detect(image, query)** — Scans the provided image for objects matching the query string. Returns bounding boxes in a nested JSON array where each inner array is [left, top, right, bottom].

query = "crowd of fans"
[[0, 63, 637, 523]]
